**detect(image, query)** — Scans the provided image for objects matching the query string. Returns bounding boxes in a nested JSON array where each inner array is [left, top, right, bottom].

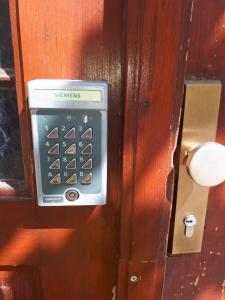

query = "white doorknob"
[[186, 142, 225, 187]]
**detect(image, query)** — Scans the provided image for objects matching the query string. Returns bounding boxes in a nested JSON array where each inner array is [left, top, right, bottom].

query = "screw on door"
[[130, 275, 140, 282]]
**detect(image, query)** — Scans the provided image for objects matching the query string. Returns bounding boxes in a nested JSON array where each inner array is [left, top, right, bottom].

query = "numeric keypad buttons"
[[66, 174, 78, 185], [82, 158, 92, 170], [64, 127, 76, 139], [65, 159, 76, 169], [81, 143, 92, 155], [49, 159, 60, 169], [64, 143, 76, 154], [47, 127, 59, 139], [48, 143, 60, 155], [39, 112, 99, 194], [81, 128, 92, 139], [82, 173, 93, 184], [50, 174, 61, 184]]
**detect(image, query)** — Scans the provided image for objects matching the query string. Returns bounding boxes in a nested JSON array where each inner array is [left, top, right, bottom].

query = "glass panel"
[[0, 0, 24, 180], [0, 90, 24, 179], [0, 0, 14, 68]]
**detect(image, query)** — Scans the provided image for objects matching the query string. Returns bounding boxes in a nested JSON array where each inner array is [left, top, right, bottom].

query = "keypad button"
[[49, 159, 60, 169], [65, 143, 76, 155], [50, 174, 61, 184], [65, 189, 79, 201], [47, 127, 59, 139], [81, 173, 93, 185], [81, 128, 92, 139], [66, 174, 78, 185], [65, 159, 76, 169], [64, 127, 76, 139], [82, 158, 92, 169], [48, 143, 60, 155], [81, 143, 93, 155]]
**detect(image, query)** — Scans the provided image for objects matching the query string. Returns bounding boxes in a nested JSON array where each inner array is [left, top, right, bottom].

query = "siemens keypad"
[[28, 80, 108, 206]]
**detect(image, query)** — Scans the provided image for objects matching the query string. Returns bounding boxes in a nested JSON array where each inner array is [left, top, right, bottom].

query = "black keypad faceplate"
[[36, 110, 102, 195]]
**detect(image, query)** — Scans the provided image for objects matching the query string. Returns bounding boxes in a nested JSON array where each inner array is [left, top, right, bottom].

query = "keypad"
[[37, 110, 102, 197], [46, 126, 93, 185]]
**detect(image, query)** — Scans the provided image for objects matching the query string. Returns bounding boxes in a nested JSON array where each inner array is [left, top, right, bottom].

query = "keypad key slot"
[[66, 174, 78, 185], [47, 127, 59, 139], [50, 174, 61, 185], [82, 158, 92, 170], [81, 143, 93, 155], [49, 159, 60, 169], [64, 143, 76, 154], [64, 127, 76, 139], [65, 159, 76, 169], [81, 128, 92, 139], [48, 143, 60, 155], [81, 173, 93, 184]]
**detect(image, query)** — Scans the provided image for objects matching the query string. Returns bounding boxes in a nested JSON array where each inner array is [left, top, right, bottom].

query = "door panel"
[[118, 0, 193, 299], [1, 0, 224, 299], [164, 1, 225, 299], [0, 0, 123, 299], [0, 267, 42, 300], [119, 0, 225, 299]]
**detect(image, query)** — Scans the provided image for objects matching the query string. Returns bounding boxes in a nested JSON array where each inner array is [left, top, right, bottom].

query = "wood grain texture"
[[3, 0, 225, 299], [118, 0, 193, 299], [0, 267, 42, 300], [0, 0, 123, 299], [164, 1, 225, 299]]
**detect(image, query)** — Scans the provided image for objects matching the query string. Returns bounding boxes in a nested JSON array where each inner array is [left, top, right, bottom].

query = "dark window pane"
[[0, 0, 14, 68], [0, 90, 24, 179], [0, 1, 24, 180]]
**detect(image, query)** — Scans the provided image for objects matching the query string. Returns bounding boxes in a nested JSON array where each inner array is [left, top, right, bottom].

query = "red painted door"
[[1, 0, 225, 299], [164, 1, 225, 299], [0, 0, 122, 299], [118, 1, 225, 299]]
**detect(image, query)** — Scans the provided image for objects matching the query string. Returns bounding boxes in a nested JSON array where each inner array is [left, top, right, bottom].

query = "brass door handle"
[[186, 142, 225, 187], [171, 81, 222, 254]]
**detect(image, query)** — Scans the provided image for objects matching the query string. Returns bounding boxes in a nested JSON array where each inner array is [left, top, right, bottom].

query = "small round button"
[[65, 189, 79, 201]]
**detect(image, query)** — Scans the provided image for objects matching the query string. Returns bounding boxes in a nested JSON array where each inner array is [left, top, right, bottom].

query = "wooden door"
[[0, 0, 123, 299], [2, 0, 225, 299], [164, 1, 225, 299], [118, 0, 225, 300]]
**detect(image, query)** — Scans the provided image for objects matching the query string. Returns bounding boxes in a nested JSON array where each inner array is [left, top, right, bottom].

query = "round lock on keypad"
[[65, 189, 80, 201]]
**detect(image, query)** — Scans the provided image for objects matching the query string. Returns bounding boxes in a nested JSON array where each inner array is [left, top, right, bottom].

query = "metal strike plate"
[[171, 80, 222, 254]]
